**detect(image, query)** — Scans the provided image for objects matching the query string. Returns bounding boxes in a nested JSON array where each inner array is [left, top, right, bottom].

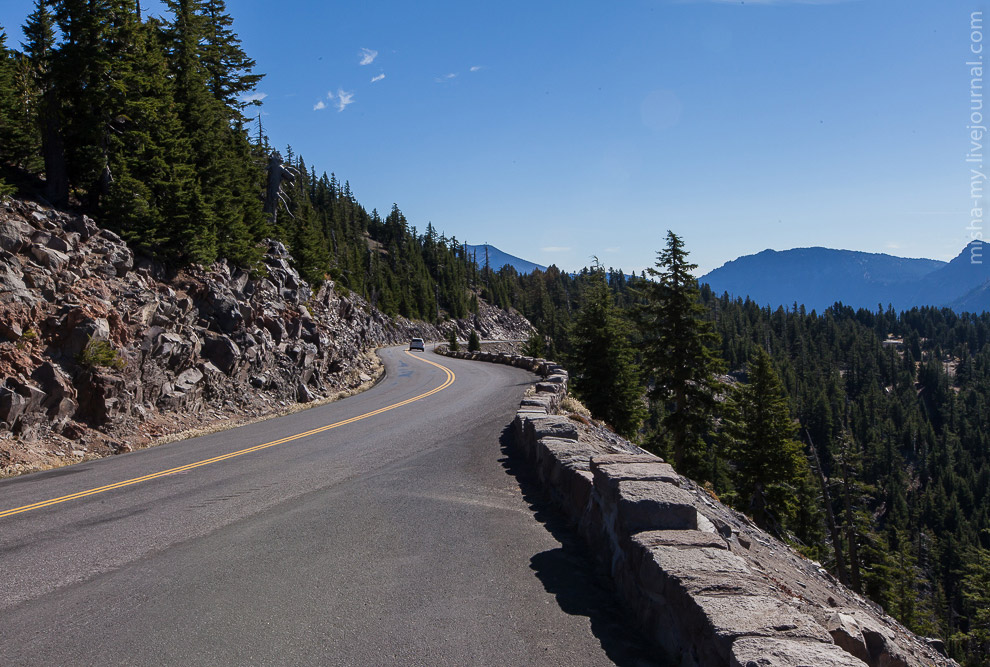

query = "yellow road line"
[[0, 350, 455, 520]]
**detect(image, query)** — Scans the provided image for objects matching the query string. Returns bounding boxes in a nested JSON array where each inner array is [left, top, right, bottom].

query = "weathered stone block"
[[609, 480, 698, 534], [634, 529, 729, 551], [592, 452, 664, 465], [536, 437, 597, 521], [730, 637, 868, 667], [694, 594, 833, 660], [525, 415, 579, 442], [520, 395, 553, 410], [592, 459, 680, 492]]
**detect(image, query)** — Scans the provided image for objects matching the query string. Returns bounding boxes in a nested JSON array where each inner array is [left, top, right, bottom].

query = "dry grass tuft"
[[560, 395, 591, 417]]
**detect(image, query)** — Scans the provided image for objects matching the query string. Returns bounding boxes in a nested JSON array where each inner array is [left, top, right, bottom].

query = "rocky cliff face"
[[0, 198, 532, 475]]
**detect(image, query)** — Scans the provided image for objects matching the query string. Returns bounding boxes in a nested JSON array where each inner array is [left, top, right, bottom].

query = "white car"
[[409, 337, 425, 351]]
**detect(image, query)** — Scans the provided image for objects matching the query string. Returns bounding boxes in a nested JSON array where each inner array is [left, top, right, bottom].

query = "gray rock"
[[30, 244, 70, 271], [109, 247, 133, 276], [175, 368, 204, 391], [520, 395, 553, 410], [0, 218, 29, 252], [826, 611, 872, 664], [296, 381, 315, 403], [31, 230, 52, 246], [525, 415, 579, 442], [611, 480, 699, 533], [202, 335, 241, 375], [46, 235, 71, 253], [693, 594, 833, 661], [730, 637, 868, 666], [31, 361, 78, 421], [0, 386, 27, 424]]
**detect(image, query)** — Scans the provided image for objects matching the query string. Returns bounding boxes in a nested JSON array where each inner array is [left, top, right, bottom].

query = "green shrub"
[[78, 338, 126, 370], [448, 329, 460, 352], [522, 331, 545, 358], [468, 329, 481, 352]]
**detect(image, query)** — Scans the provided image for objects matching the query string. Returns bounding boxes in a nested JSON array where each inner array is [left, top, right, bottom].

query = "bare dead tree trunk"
[[805, 428, 849, 586], [839, 436, 862, 593]]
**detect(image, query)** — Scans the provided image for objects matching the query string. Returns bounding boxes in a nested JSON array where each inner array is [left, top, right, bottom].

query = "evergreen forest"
[[1, 2, 989, 663]]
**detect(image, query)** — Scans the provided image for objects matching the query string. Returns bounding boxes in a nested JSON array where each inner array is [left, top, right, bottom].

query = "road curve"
[[0, 345, 655, 666]]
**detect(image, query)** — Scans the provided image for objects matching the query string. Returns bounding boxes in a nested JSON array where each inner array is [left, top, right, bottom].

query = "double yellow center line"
[[0, 351, 455, 520]]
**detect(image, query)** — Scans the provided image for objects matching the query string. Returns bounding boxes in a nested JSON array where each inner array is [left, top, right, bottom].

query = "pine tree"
[[0, 23, 36, 175], [569, 263, 645, 439], [198, 0, 262, 118], [20, 0, 66, 204], [468, 329, 481, 352], [99, 17, 199, 257], [727, 348, 806, 532], [638, 231, 725, 475], [956, 547, 990, 664], [52, 0, 143, 210]]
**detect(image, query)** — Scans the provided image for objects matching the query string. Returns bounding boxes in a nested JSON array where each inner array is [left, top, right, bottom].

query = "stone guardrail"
[[434, 346, 949, 667]]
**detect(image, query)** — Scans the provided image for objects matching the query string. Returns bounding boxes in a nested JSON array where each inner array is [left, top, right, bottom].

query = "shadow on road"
[[497, 425, 668, 667]]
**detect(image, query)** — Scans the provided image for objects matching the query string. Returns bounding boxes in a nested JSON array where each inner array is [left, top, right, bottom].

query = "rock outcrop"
[[436, 346, 957, 667], [0, 198, 532, 474]]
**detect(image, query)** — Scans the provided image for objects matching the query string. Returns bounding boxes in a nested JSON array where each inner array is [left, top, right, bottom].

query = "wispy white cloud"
[[334, 88, 354, 111], [316, 89, 355, 112], [469, 66, 482, 72], [435, 72, 457, 83], [604, 247, 620, 253], [359, 48, 378, 65], [371, 73, 385, 83], [241, 92, 268, 104], [541, 246, 571, 253]]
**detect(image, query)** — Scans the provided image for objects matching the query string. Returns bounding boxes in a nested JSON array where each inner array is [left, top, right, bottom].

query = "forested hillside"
[[0, 0, 485, 323]]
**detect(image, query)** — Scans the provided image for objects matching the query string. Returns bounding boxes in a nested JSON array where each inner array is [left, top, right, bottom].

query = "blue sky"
[[0, 1, 977, 274]]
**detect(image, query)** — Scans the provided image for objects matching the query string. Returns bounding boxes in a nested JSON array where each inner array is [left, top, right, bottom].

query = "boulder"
[[0, 218, 30, 252], [31, 361, 79, 422], [30, 244, 70, 271], [174, 367, 204, 392], [202, 335, 241, 375], [0, 385, 27, 424], [75, 372, 127, 425]]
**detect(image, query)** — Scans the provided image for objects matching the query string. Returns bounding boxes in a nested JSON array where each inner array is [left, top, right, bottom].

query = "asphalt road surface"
[[0, 345, 657, 666]]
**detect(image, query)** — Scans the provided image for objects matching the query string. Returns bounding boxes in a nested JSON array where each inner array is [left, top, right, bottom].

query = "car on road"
[[409, 337, 425, 351]]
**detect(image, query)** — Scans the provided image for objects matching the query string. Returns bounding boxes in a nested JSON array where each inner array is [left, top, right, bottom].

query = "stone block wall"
[[435, 346, 956, 667]]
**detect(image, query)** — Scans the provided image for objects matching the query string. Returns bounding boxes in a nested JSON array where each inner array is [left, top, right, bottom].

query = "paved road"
[[0, 345, 657, 666]]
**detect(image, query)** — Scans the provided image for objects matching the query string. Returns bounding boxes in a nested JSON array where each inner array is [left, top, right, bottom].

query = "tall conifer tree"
[[569, 262, 644, 438], [727, 348, 806, 532], [638, 231, 725, 475]]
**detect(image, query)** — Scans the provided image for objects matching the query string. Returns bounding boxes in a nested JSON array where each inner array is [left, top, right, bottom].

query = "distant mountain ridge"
[[464, 244, 547, 275], [700, 242, 990, 313]]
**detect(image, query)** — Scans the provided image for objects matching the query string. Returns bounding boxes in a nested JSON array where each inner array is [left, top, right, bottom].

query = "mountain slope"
[[700, 247, 948, 312], [911, 241, 990, 312], [464, 244, 547, 275]]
